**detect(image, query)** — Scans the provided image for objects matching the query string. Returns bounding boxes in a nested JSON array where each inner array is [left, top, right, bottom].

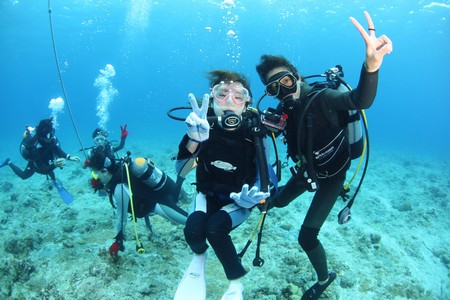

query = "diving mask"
[[212, 81, 249, 105], [94, 135, 107, 146], [265, 71, 297, 97], [40, 130, 55, 142]]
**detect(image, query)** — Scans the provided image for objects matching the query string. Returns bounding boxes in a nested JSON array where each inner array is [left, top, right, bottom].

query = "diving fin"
[[174, 253, 207, 300], [301, 272, 337, 300], [54, 181, 74, 204]]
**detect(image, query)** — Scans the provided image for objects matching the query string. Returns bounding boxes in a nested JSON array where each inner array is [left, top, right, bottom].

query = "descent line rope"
[[48, 0, 87, 159]]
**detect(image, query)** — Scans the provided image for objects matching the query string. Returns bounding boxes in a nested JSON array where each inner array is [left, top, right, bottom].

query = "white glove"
[[185, 93, 210, 142], [54, 158, 65, 168], [230, 184, 270, 208]]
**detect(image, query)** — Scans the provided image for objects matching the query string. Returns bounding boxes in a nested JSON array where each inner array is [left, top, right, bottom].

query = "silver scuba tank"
[[130, 157, 167, 191], [336, 84, 364, 160], [347, 110, 364, 159]]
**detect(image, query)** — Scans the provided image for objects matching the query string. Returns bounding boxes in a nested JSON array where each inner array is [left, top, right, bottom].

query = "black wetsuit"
[[9, 137, 69, 182], [273, 65, 378, 281], [177, 118, 269, 280]]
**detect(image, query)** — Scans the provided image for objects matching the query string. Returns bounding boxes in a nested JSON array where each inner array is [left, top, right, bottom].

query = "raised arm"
[[350, 11, 393, 72], [175, 93, 210, 177]]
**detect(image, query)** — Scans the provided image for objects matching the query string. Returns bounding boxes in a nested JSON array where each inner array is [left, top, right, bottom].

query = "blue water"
[[1, 0, 449, 158]]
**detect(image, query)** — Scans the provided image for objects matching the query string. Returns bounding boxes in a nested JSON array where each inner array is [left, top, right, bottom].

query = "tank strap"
[[348, 110, 361, 123]]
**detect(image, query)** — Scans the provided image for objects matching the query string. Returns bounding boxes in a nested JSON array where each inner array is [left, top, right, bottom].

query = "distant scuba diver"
[[1, 118, 81, 203], [83, 125, 128, 168]]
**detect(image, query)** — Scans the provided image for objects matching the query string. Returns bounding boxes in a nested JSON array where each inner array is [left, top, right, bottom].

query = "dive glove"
[[230, 184, 270, 209], [109, 241, 124, 257], [54, 158, 65, 168], [185, 93, 210, 142], [120, 124, 128, 140], [109, 232, 125, 257]]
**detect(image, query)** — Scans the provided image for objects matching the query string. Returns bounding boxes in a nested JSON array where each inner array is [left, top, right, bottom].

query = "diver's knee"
[[184, 211, 205, 233], [184, 211, 208, 254], [298, 225, 320, 251], [205, 211, 231, 242]]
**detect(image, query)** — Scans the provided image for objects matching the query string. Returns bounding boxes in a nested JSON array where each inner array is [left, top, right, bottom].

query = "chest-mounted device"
[[260, 107, 287, 132]]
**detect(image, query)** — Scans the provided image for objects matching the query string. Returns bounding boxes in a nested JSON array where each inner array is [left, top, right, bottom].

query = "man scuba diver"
[[255, 11, 393, 300]]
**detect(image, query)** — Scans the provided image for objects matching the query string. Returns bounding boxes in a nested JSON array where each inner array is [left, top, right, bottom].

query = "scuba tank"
[[20, 126, 38, 161], [347, 109, 364, 159], [335, 83, 364, 160], [129, 157, 175, 194]]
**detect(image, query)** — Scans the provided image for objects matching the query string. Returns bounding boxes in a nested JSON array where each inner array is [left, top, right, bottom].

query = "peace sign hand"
[[185, 93, 210, 142], [350, 11, 393, 72]]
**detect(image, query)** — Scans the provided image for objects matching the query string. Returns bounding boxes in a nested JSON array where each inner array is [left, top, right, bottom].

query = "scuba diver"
[[254, 11, 393, 300], [84, 125, 128, 166], [87, 150, 188, 257], [173, 70, 272, 300], [1, 118, 80, 186]]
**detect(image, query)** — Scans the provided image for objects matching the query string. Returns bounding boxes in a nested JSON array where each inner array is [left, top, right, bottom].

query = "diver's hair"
[[36, 118, 55, 139], [256, 55, 300, 85], [89, 149, 117, 173], [206, 70, 253, 99]]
